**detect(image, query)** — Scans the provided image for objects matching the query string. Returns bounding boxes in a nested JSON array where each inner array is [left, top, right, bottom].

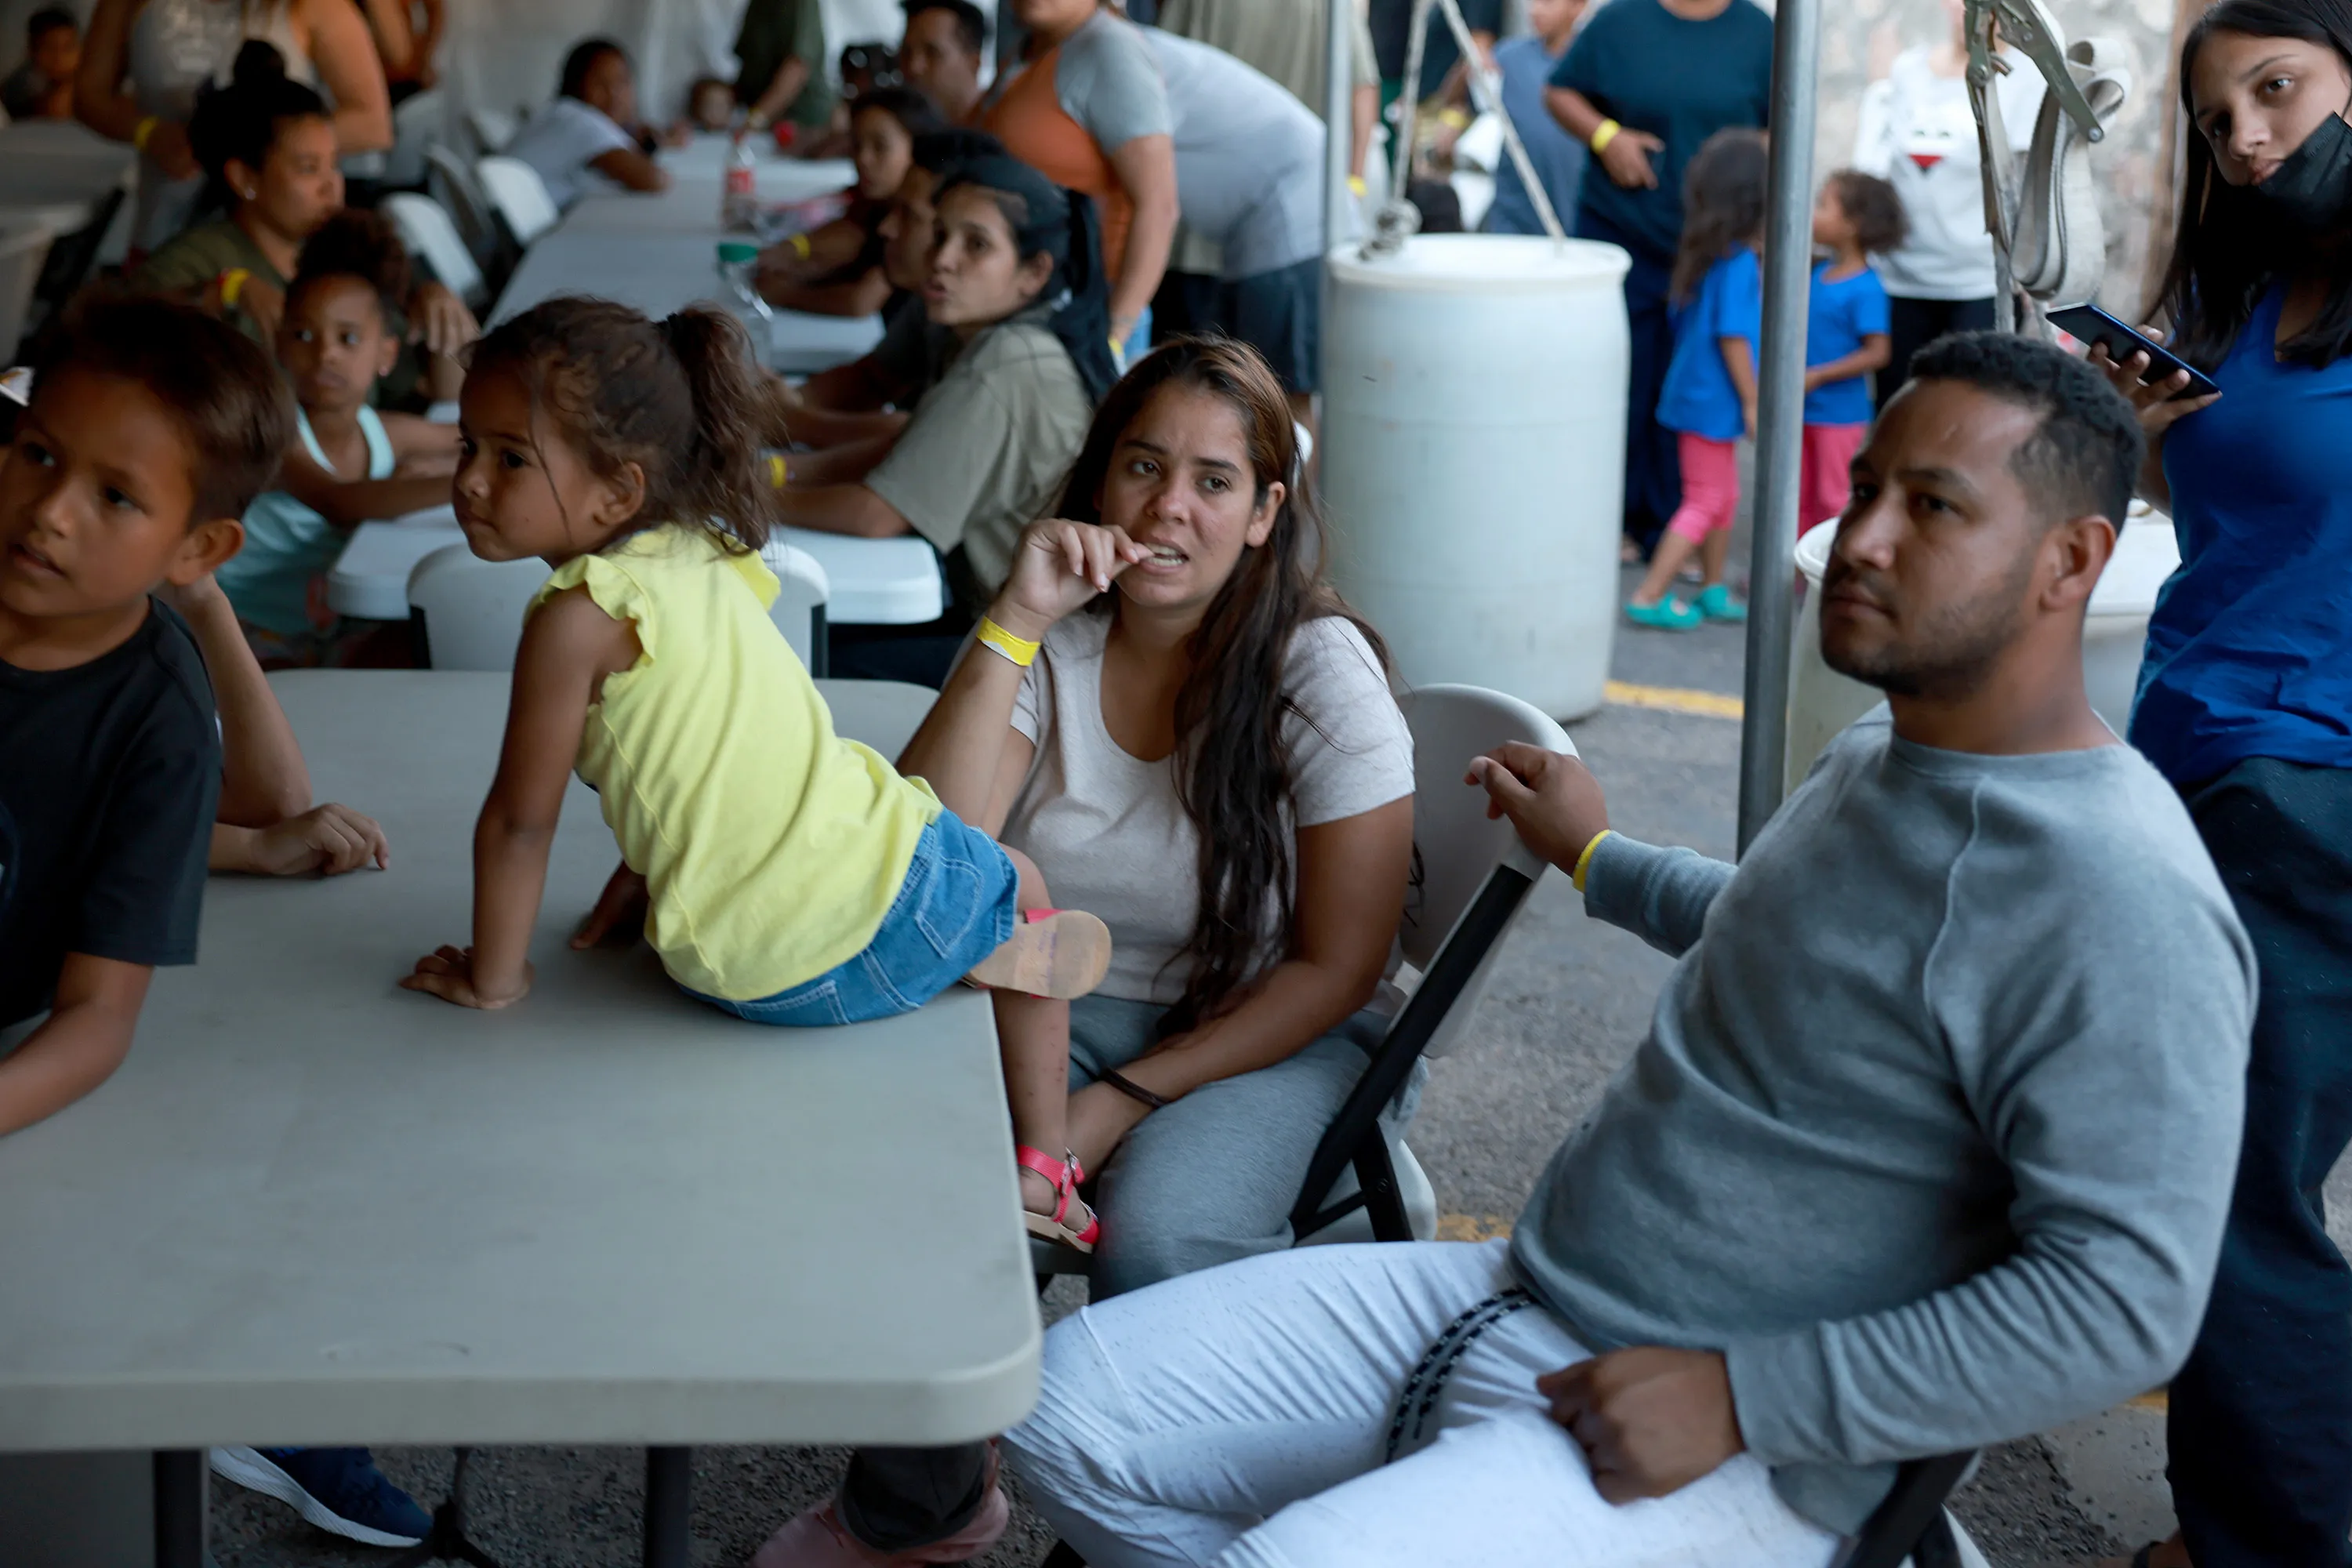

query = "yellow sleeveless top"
[[532, 525, 941, 1000]]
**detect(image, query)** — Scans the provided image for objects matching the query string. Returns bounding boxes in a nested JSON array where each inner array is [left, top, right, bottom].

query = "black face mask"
[[2249, 102, 2352, 236]]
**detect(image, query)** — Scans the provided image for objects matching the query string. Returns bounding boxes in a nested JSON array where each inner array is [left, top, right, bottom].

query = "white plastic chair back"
[[384, 89, 448, 189], [1396, 684, 1571, 1059], [476, 155, 560, 247], [758, 541, 830, 670], [0, 224, 54, 361], [383, 192, 486, 311], [424, 145, 503, 270], [406, 544, 550, 670], [466, 106, 518, 154]]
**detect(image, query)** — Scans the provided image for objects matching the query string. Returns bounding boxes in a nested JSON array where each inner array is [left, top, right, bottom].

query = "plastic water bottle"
[[717, 241, 773, 331], [720, 130, 760, 232]]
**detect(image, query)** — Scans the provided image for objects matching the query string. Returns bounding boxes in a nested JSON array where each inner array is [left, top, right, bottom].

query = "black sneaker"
[[210, 1445, 430, 1546]]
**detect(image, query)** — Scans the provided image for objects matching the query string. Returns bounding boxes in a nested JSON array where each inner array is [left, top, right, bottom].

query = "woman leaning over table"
[[2089, 1, 2352, 1564], [739, 337, 1418, 1568], [74, 0, 394, 251]]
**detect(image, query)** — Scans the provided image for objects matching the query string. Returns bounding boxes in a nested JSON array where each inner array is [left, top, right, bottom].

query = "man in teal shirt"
[[735, 0, 835, 131]]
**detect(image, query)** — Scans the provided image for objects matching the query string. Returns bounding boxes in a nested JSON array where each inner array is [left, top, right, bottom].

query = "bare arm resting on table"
[[776, 479, 914, 539], [0, 954, 150, 1136], [403, 586, 637, 1008]]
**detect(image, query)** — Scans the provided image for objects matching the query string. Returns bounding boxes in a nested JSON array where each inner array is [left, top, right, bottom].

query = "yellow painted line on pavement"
[[1436, 1214, 1515, 1242], [2129, 1389, 2169, 1412], [1605, 681, 1745, 720]]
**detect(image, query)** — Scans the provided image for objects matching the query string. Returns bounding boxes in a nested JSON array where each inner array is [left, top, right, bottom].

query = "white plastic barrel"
[[1322, 236, 1632, 719], [1784, 502, 2183, 793]]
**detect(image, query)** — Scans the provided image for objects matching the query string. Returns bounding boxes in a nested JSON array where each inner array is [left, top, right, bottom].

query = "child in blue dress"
[[1800, 170, 1902, 532]]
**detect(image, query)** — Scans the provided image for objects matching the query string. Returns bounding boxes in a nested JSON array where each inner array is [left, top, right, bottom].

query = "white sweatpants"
[[1002, 1238, 1843, 1568]]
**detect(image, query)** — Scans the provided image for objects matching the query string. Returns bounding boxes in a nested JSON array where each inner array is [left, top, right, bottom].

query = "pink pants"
[[1799, 422, 1867, 534], [1664, 433, 1740, 545]]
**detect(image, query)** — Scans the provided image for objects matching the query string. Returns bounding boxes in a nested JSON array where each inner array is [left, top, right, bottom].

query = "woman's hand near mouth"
[[993, 516, 1153, 638]]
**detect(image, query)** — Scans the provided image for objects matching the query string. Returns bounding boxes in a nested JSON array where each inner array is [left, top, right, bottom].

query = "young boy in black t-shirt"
[[0, 297, 296, 1136]]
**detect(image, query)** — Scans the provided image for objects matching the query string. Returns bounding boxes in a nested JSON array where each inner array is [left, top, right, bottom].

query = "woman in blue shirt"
[[2093, 2, 2352, 1563]]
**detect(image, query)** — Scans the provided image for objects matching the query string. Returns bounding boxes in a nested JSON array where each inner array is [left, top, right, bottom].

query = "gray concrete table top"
[[0, 670, 1037, 1455]]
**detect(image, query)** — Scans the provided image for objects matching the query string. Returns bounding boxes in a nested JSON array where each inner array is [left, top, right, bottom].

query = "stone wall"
[[1808, 0, 2181, 314]]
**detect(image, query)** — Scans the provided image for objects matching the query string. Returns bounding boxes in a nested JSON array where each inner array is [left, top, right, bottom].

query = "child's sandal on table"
[[1017, 1145, 1099, 1254], [967, 907, 1112, 1000]]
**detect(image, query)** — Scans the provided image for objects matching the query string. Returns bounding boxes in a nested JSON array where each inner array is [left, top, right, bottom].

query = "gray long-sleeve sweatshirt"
[[1511, 710, 2256, 1534]]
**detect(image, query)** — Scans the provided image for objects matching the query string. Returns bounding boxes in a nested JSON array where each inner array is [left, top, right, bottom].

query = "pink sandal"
[[1017, 1145, 1099, 1253]]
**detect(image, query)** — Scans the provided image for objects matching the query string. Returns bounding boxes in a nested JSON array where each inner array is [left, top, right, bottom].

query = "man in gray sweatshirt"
[[999, 332, 2256, 1568]]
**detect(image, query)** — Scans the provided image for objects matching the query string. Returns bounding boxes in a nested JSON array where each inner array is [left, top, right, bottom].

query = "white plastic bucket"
[[1322, 235, 1632, 720], [1785, 502, 2181, 792]]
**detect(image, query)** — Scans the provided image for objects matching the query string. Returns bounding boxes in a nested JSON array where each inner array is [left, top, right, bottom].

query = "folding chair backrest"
[[385, 89, 450, 190], [1396, 684, 1572, 1059], [31, 184, 119, 317], [476, 155, 560, 248], [424, 144, 509, 281], [381, 193, 486, 312], [406, 544, 550, 670], [759, 540, 830, 674], [0, 224, 54, 362], [466, 106, 519, 155]]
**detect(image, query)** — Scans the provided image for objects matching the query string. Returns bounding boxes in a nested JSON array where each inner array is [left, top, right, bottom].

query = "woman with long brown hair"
[[743, 336, 1417, 1566]]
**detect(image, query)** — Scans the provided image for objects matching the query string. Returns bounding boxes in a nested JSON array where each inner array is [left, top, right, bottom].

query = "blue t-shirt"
[[1802, 261, 1890, 426], [1551, 0, 1773, 266], [1657, 248, 1761, 441], [2131, 286, 2352, 785], [1484, 34, 1586, 238]]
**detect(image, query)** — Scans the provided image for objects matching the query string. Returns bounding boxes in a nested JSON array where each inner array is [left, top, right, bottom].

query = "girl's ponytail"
[[658, 307, 779, 554]]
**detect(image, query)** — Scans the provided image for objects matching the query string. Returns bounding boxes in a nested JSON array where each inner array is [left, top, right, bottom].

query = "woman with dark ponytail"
[[746, 337, 1417, 1568], [776, 154, 1108, 686], [2089, 1, 2352, 1563]]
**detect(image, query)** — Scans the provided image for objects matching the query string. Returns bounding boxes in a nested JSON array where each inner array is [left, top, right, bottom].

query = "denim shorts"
[[689, 810, 1019, 1027]]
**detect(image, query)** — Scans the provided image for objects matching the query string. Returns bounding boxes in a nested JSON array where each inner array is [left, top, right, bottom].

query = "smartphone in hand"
[[2049, 304, 2222, 401]]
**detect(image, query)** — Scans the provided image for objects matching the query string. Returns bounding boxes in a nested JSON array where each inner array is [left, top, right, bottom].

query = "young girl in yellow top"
[[399, 296, 1118, 1251]]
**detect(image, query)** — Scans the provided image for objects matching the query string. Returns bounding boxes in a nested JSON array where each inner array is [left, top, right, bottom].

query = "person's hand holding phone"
[[2081, 321, 2216, 510]]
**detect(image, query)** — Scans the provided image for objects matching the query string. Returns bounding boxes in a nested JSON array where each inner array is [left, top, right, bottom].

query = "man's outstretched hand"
[[1466, 743, 1610, 874], [1541, 1346, 1745, 1504]]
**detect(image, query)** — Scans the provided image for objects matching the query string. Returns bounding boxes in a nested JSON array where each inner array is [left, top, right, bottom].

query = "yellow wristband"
[[1348, 174, 1367, 197], [132, 114, 160, 151], [1571, 829, 1614, 892], [789, 232, 811, 260], [976, 615, 1040, 669], [1437, 107, 1472, 130], [1590, 118, 1621, 154], [219, 267, 251, 308], [768, 453, 787, 488]]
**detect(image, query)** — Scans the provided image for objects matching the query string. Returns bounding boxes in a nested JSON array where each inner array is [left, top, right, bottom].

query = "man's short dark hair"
[[1904, 331, 2144, 528], [26, 8, 74, 42], [37, 297, 295, 524], [904, 0, 987, 56], [910, 125, 1004, 179]]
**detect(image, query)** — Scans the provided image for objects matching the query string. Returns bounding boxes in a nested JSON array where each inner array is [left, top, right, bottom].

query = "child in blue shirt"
[[1800, 170, 1902, 532], [1631, 129, 1766, 630]]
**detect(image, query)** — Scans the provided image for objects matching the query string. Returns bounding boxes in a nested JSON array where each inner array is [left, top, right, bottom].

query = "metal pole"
[[1734, 0, 1821, 852], [1323, 0, 1355, 256]]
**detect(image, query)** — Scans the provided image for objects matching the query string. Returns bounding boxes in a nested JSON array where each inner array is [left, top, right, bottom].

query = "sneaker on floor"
[[209, 1446, 430, 1548], [747, 1486, 1010, 1567], [1696, 583, 1748, 622], [1624, 597, 1704, 630]]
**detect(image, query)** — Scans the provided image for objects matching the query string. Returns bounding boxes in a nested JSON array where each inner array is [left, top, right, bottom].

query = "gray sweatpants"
[[1068, 994, 1425, 1300]]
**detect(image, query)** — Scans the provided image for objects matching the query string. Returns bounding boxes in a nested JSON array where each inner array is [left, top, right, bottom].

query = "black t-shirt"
[[0, 600, 220, 1027], [1370, 0, 1503, 89], [1552, 0, 1774, 265]]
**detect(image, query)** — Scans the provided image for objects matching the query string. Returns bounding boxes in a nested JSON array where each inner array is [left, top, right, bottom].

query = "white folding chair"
[[384, 88, 450, 190], [0, 223, 55, 362], [476, 155, 560, 248], [466, 105, 518, 155], [424, 144, 511, 283], [760, 539, 831, 675], [381, 192, 487, 314], [405, 543, 549, 670]]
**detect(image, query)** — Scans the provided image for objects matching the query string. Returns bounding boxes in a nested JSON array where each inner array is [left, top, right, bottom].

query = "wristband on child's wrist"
[[976, 615, 1040, 668], [218, 268, 252, 308], [768, 452, 788, 488], [1571, 829, 1614, 891], [132, 115, 161, 151], [788, 232, 812, 260], [1589, 118, 1622, 154]]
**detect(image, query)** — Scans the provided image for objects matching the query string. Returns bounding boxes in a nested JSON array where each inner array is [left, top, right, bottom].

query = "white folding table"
[[328, 514, 945, 628], [0, 670, 1032, 1568], [556, 143, 858, 234]]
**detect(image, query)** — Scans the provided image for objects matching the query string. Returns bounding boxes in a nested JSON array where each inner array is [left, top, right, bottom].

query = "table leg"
[[642, 1446, 692, 1568], [152, 1450, 206, 1568]]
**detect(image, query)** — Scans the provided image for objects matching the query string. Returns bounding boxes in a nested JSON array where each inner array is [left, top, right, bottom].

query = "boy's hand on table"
[[572, 861, 649, 949], [238, 804, 390, 877], [401, 946, 532, 1008]]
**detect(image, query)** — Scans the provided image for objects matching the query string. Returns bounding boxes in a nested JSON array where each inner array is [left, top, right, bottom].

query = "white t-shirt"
[[1852, 47, 2044, 301], [506, 96, 637, 211], [1002, 611, 1414, 1006]]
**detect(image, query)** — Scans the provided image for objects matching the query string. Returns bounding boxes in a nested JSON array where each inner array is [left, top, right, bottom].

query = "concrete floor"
[[206, 590, 2331, 1567]]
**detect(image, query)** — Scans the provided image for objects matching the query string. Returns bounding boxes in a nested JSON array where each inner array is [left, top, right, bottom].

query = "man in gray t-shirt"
[[1002, 335, 2255, 1565]]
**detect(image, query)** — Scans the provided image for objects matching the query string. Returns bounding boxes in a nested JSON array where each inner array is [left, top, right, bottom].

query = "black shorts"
[[1152, 257, 1323, 395]]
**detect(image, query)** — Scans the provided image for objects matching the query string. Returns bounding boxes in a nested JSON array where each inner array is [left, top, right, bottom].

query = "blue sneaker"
[[210, 1446, 430, 1547]]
